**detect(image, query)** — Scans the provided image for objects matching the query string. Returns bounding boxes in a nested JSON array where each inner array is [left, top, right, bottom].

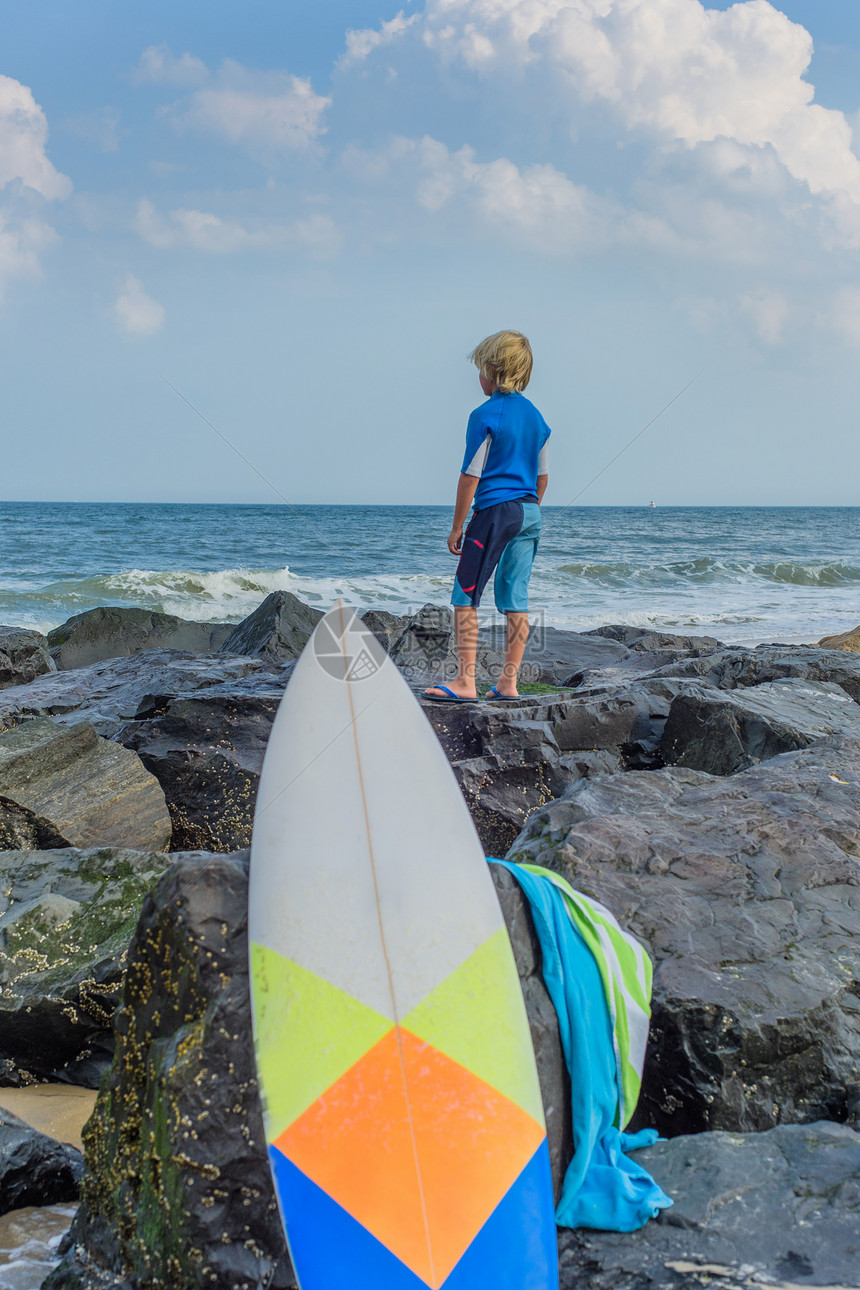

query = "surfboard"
[[248, 604, 558, 1290]]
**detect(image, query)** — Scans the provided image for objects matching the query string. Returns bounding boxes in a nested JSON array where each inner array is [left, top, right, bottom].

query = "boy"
[[425, 330, 550, 702]]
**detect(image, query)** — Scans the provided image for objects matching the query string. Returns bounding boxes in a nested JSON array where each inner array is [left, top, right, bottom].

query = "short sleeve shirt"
[[461, 391, 551, 510]]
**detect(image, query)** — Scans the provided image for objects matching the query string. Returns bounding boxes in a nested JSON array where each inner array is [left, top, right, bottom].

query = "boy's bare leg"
[[492, 611, 529, 697], [424, 606, 478, 699]]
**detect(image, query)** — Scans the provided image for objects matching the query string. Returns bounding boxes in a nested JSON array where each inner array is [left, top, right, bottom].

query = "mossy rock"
[[0, 847, 175, 1085]]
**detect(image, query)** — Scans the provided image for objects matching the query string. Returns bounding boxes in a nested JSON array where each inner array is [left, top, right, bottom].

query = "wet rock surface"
[[390, 603, 507, 685], [218, 591, 324, 662], [558, 1121, 860, 1290], [47, 609, 233, 672], [0, 847, 176, 1087], [0, 626, 55, 690], [0, 651, 277, 740], [655, 643, 860, 702], [0, 719, 171, 852], [0, 1106, 82, 1214], [662, 677, 860, 775], [510, 736, 860, 1137], [390, 605, 633, 688], [422, 683, 675, 852], [49, 853, 570, 1290], [118, 693, 282, 853]]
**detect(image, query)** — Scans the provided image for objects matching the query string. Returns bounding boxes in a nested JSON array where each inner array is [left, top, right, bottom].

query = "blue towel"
[[492, 859, 673, 1232]]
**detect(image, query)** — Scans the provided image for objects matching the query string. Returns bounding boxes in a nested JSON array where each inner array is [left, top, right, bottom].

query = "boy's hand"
[[447, 527, 463, 555]]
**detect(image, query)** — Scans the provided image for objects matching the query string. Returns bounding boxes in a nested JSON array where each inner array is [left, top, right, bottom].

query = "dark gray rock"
[[0, 625, 55, 690], [218, 591, 324, 662], [509, 735, 860, 1136], [520, 625, 630, 685], [392, 603, 510, 686], [0, 719, 171, 852], [52, 853, 570, 1290], [0, 1106, 82, 1214], [422, 683, 676, 851], [359, 608, 409, 651], [118, 694, 281, 852], [662, 678, 860, 775], [558, 1121, 860, 1290], [587, 624, 724, 653], [0, 650, 274, 739], [0, 847, 175, 1086], [657, 643, 860, 702], [47, 609, 233, 672]]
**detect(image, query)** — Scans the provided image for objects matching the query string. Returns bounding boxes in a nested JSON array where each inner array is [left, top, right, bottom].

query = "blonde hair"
[[469, 330, 533, 393]]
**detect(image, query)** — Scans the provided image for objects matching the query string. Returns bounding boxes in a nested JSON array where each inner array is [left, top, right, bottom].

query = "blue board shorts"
[[451, 500, 542, 612]]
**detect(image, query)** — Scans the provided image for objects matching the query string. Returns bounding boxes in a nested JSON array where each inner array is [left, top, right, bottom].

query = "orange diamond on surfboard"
[[273, 1028, 545, 1288]]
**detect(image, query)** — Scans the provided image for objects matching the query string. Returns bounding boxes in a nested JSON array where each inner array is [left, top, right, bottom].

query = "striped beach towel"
[[492, 859, 672, 1232]]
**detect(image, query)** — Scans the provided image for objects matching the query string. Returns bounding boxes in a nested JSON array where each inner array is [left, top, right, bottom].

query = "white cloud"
[[134, 45, 208, 87], [339, 11, 420, 67], [166, 58, 330, 154], [114, 275, 165, 336], [134, 199, 343, 260], [183, 75, 329, 154], [0, 211, 57, 300], [133, 47, 330, 156], [828, 287, 860, 349], [0, 74, 71, 200], [740, 286, 790, 345], [290, 212, 344, 260], [135, 199, 286, 252], [414, 136, 600, 245], [0, 75, 70, 301], [419, 1, 860, 237]]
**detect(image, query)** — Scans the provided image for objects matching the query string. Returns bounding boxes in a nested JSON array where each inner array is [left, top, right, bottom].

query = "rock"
[[0, 626, 56, 690], [656, 643, 860, 701], [587, 624, 724, 653], [662, 678, 860, 775], [0, 719, 171, 852], [0, 847, 176, 1086], [395, 609, 632, 688], [47, 609, 233, 671], [391, 603, 509, 686], [819, 623, 860, 654], [218, 591, 324, 662], [422, 681, 680, 852], [520, 625, 630, 685], [359, 608, 409, 651], [0, 650, 276, 740], [118, 694, 281, 852], [454, 749, 621, 857], [54, 853, 570, 1290], [509, 735, 860, 1136], [558, 1121, 860, 1290], [0, 1107, 82, 1214]]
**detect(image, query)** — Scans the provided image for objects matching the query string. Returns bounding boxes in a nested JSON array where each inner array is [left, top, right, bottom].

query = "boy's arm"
[[536, 473, 548, 503], [448, 473, 479, 554]]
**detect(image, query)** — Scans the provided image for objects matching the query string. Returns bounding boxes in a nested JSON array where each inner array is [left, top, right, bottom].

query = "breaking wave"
[[553, 558, 860, 589]]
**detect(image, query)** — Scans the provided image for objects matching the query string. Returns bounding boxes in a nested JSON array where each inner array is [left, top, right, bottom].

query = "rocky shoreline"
[[1, 593, 859, 1289]]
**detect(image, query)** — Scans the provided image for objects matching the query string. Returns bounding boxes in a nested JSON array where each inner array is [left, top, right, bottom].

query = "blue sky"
[[3, 0, 860, 505]]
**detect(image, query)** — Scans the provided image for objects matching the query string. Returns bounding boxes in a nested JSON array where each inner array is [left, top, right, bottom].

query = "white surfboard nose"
[[307, 602, 389, 686], [250, 601, 501, 1021]]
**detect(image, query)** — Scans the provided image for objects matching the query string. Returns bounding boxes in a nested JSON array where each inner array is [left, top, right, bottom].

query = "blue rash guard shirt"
[[461, 390, 551, 511]]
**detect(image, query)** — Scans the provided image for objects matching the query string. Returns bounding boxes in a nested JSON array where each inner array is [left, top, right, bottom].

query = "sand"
[[0, 1084, 97, 1152]]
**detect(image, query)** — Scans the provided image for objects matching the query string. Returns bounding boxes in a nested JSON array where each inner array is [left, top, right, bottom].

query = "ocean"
[[1, 502, 859, 646]]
